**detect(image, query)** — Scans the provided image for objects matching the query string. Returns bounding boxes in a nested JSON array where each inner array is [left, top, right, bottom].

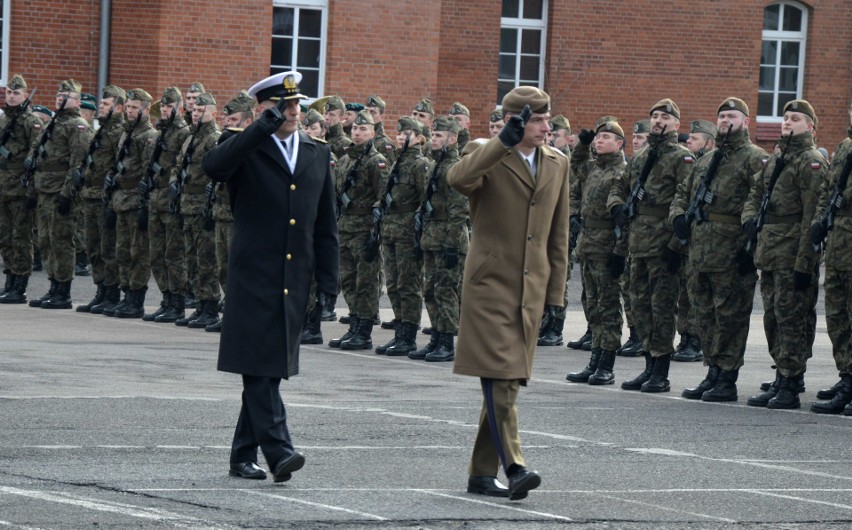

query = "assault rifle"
[[414, 145, 447, 258], [0, 88, 36, 161], [745, 136, 791, 254], [71, 103, 115, 199], [139, 105, 177, 212], [201, 181, 217, 231], [22, 95, 67, 189], [812, 150, 852, 252], [677, 128, 732, 244], [616, 124, 667, 239], [368, 136, 410, 247], [102, 111, 143, 228], [170, 113, 205, 215], [335, 140, 373, 220]]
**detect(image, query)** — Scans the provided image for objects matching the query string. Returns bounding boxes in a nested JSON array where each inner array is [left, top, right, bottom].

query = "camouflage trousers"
[[630, 255, 679, 357], [148, 209, 186, 295], [80, 199, 117, 286], [582, 259, 623, 351], [0, 197, 34, 276], [339, 231, 380, 319], [423, 250, 462, 334], [676, 259, 699, 337], [382, 240, 423, 324], [115, 210, 150, 290], [688, 266, 757, 371], [183, 214, 219, 301], [73, 198, 86, 259], [36, 192, 75, 282], [215, 221, 232, 299], [822, 266, 852, 375], [620, 255, 634, 327], [760, 267, 819, 378]]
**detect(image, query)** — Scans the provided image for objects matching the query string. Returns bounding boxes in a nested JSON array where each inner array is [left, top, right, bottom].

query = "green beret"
[[501, 86, 550, 114], [7, 74, 26, 90], [32, 105, 53, 118], [102, 85, 126, 102], [449, 102, 470, 117], [126, 88, 153, 103], [299, 103, 308, 114], [59, 79, 82, 94], [413, 98, 434, 115], [161, 87, 182, 105], [595, 120, 625, 139], [489, 107, 504, 123], [188, 82, 205, 93], [396, 116, 423, 135], [324, 96, 345, 112], [224, 91, 256, 115], [595, 115, 619, 129], [649, 98, 680, 119], [718, 97, 749, 117], [345, 102, 365, 112], [633, 119, 651, 134], [365, 95, 386, 110], [195, 92, 216, 107], [549, 115, 571, 132], [80, 93, 97, 111], [690, 119, 717, 137], [784, 99, 817, 127], [303, 109, 324, 127], [352, 109, 374, 126], [433, 115, 462, 134]]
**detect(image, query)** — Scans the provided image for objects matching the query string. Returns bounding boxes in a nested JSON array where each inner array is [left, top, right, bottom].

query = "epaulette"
[[225, 127, 244, 133], [311, 136, 327, 144]]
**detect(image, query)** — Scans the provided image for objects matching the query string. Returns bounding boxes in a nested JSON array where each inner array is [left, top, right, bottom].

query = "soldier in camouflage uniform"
[[809, 100, 852, 414], [183, 82, 204, 125], [0, 75, 41, 304], [488, 107, 504, 138], [449, 102, 471, 151], [743, 99, 824, 410], [302, 109, 327, 140], [412, 99, 435, 156], [74, 93, 98, 277], [73, 85, 126, 313], [608, 98, 693, 393], [365, 95, 397, 165], [105, 89, 157, 318], [566, 120, 628, 385], [410, 116, 468, 362], [25, 79, 94, 309], [323, 96, 353, 159], [329, 110, 390, 350], [372, 116, 433, 356], [171, 92, 222, 328], [670, 97, 767, 402]]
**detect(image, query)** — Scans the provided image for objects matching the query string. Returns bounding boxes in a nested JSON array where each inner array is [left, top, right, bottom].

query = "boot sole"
[[588, 379, 614, 386], [701, 394, 738, 402]]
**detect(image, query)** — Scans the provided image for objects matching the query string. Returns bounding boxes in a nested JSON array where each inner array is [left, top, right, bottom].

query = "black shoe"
[[507, 466, 541, 501], [409, 332, 439, 360], [421, 326, 432, 335], [155, 294, 185, 323], [301, 327, 322, 344], [77, 282, 105, 313], [537, 317, 564, 347], [90, 285, 120, 314], [467, 476, 508, 497], [760, 371, 805, 393], [566, 348, 601, 383], [567, 327, 592, 351], [425, 332, 455, 362], [682, 366, 720, 399], [816, 379, 844, 400], [340, 317, 373, 350], [41, 280, 72, 309], [272, 452, 305, 483], [330, 317, 357, 348], [175, 307, 201, 326], [386, 322, 418, 356], [811, 375, 852, 414], [339, 314, 351, 324], [75, 251, 90, 276], [143, 292, 170, 321], [748, 372, 781, 407], [641, 354, 671, 393], [187, 300, 219, 328], [672, 334, 703, 362], [702, 369, 739, 402], [29, 279, 57, 307], [767, 376, 802, 409], [381, 318, 398, 330], [621, 352, 654, 390], [229, 461, 267, 480], [0, 274, 28, 304], [588, 349, 616, 385], [115, 288, 147, 319], [617, 326, 642, 357], [205, 319, 223, 333]]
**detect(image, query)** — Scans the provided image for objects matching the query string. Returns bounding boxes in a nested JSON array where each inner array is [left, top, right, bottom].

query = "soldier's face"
[[278, 99, 301, 137], [567, 133, 580, 149], [396, 129, 418, 147], [686, 133, 711, 155], [160, 101, 179, 120], [516, 111, 551, 150], [324, 109, 342, 127], [125, 100, 147, 121], [552, 129, 570, 149], [343, 110, 358, 127], [717, 110, 748, 135], [192, 104, 216, 124], [5, 88, 27, 107], [593, 131, 623, 155], [632, 133, 648, 151], [304, 121, 324, 138], [185, 92, 200, 112], [650, 111, 678, 133], [366, 106, 383, 122], [412, 111, 433, 128], [99, 97, 119, 119], [451, 114, 470, 129], [431, 130, 457, 149], [782, 111, 813, 136], [489, 120, 504, 138], [57, 91, 80, 110], [225, 113, 249, 129], [351, 124, 375, 145]]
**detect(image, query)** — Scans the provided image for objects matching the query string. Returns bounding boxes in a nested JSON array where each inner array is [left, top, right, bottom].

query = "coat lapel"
[[258, 135, 289, 173], [292, 131, 317, 181], [534, 147, 558, 193], [503, 150, 536, 190]]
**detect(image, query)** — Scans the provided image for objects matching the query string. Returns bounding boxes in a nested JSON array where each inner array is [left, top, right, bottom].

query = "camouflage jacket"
[[670, 128, 767, 272], [373, 122, 397, 165], [172, 119, 220, 214], [29, 107, 93, 197], [148, 114, 190, 213], [334, 141, 390, 234], [607, 130, 693, 258], [327, 122, 353, 160], [111, 115, 158, 213], [420, 146, 469, 254], [78, 112, 126, 200], [812, 127, 852, 270], [571, 146, 627, 260], [0, 105, 42, 199], [380, 143, 433, 242], [742, 131, 825, 273]]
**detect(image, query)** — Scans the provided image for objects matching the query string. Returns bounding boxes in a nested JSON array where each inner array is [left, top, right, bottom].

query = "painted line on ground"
[[420, 491, 572, 521], [589, 492, 737, 523], [246, 490, 387, 521], [747, 490, 852, 511]]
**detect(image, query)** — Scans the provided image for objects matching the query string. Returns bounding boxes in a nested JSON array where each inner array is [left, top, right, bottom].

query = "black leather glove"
[[104, 207, 117, 229], [137, 208, 149, 232], [569, 215, 582, 240], [25, 196, 37, 210], [169, 180, 181, 200], [363, 234, 380, 263], [672, 214, 689, 243], [256, 100, 286, 134], [611, 204, 627, 229], [663, 247, 682, 274], [792, 270, 811, 291], [442, 247, 459, 269], [742, 218, 758, 243], [607, 253, 626, 278], [578, 128, 596, 145], [810, 221, 827, 247], [736, 248, 756, 275], [72, 168, 84, 190], [498, 105, 531, 148], [103, 172, 116, 194], [137, 178, 150, 196], [23, 157, 35, 172], [56, 194, 72, 216], [539, 304, 560, 334]]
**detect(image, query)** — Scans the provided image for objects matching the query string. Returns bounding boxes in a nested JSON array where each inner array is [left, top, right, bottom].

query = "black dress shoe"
[[228, 461, 267, 480], [507, 466, 541, 501], [272, 452, 305, 483], [467, 476, 509, 497]]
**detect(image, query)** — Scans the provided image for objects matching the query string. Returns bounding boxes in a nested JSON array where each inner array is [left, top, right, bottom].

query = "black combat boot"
[[340, 317, 373, 350], [155, 292, 185, 323], [375, 321, 400, 354], [301, 306, 323, 344], [91, 284, 120, 314], [672, 334, 703, 362], [409, 331, 439, 360], [29, 278, 57, 307], [567, 327, 592, 350], [767, 375, 802, 409], [810, 375, 852, 414], [702, 368, 739, 402], [75, 251, 90, 276], [321, 305, 337, 322], [115, 287, 147, 318], [617, 326, 642, 357], [682, 365, 721, 399], [386, 322, 418, 356], [566, 348, 602, 383], [77, 282, 105, 312], [0, 270, 12, 297], [760, 369, 805, 393], [104, 288, 130, 317], [32, 249, 43, 271], [206, 318, 222, 332], [425, 332, 455, 362], [184, 285, 198, 309], [188, 300, 219, 328], [0, 275, 28, 304], [816, 378, 844, 400], [329, 317, 357, 348], [641, 353, 671, 393], [175, 302, 202, 326], [339, 314, 351, 324], [41, 280, 72, 309], [748, 372, 781, 407], [588, 349, 616, 385], [621, 352, 654, 390], [143, 291, 170, 321], [421, 326, 432, 335], [537, 317, 564, 347], [381, 318, 398, 330]]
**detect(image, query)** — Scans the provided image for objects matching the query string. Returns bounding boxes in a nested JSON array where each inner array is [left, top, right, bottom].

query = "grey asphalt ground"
[[1, 267, 850, 529]]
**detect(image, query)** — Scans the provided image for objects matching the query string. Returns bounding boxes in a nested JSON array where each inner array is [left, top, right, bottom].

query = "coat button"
[[286, 253, 292, 260], [527, 234, 533, 240], [531, 200, 536, 205], [290, 184, 296, 191], [290, 219, 296, 225], [283, 289, 289, 295], [524, 269, 528, 275]]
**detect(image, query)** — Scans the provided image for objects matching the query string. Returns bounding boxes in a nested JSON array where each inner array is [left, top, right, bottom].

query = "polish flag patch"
[[385, 144, 393, 151], [378, 162, 387, 169], [77, 124, 88, 130], [810, 162, 821, 169], [761, 158, 769, 165], [683, 156, 694, 164]]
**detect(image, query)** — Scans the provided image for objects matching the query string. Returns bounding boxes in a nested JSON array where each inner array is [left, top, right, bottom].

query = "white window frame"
[[271, 0, 328, 99], [498, 0, 548, 105], [0, 0, 10, 86], [758, 1, 808, 123]]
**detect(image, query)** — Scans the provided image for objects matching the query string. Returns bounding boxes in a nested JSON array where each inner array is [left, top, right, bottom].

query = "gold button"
[[284, 289, 289, 295], [290, 184, 296, 191], [286, 253, 292, 260], [290, 219, 296, 225]]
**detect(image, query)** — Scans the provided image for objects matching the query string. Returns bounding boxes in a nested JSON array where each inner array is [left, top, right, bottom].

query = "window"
[[271, 0, 328, 99], [0, 0, 9, 86], [498, 0, 547, 104], [758, 2, 807, 121]]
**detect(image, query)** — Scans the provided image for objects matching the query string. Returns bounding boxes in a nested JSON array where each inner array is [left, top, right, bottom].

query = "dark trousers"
[[230, 375, 294, 468]]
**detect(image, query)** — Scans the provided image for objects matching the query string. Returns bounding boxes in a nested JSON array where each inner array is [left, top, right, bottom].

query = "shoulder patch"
[[330, 160, 336, 167], [77, 124, 88, 130], [683, 156, 694, 164], [810, 162, 821, 169], [761, 158, 769, 165], [226, 127, 245, 133], [311, 136, 327, 144], [378, 162, 387, 169], [385, 144, 393, 151], [33, 124, 41, 129]]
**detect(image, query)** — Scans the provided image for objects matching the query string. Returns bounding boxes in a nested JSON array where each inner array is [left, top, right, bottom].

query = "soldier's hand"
[[104, 207, 117, 229], [72, 169, 85, 190], [569, 215, 582, 240], [169, 180, 181, 200], [25, 196, 37, 210], [809, 221, 827, 247], [498, 105, 531, 148], [736, 248, 756, 276], [578, 128, 596, 145], [792, 270, 811, 291], [55, 194, 72, 216], [257, 101, 285, 134], [371, 207, 384, 226], [23, 157, 35, 172], [742, 218, 758, 242], [672, 214, 689, 242], [137, 179, 150, 196], [137, 209, 149, 232], [442, 247, 460, 269], [611, 204, 627, 229], [663, 247, 682, 274], [606, 253, 626, 278]]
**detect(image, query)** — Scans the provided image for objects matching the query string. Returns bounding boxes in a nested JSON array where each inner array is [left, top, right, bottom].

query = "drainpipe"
[[98, 0, 111, 96]]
